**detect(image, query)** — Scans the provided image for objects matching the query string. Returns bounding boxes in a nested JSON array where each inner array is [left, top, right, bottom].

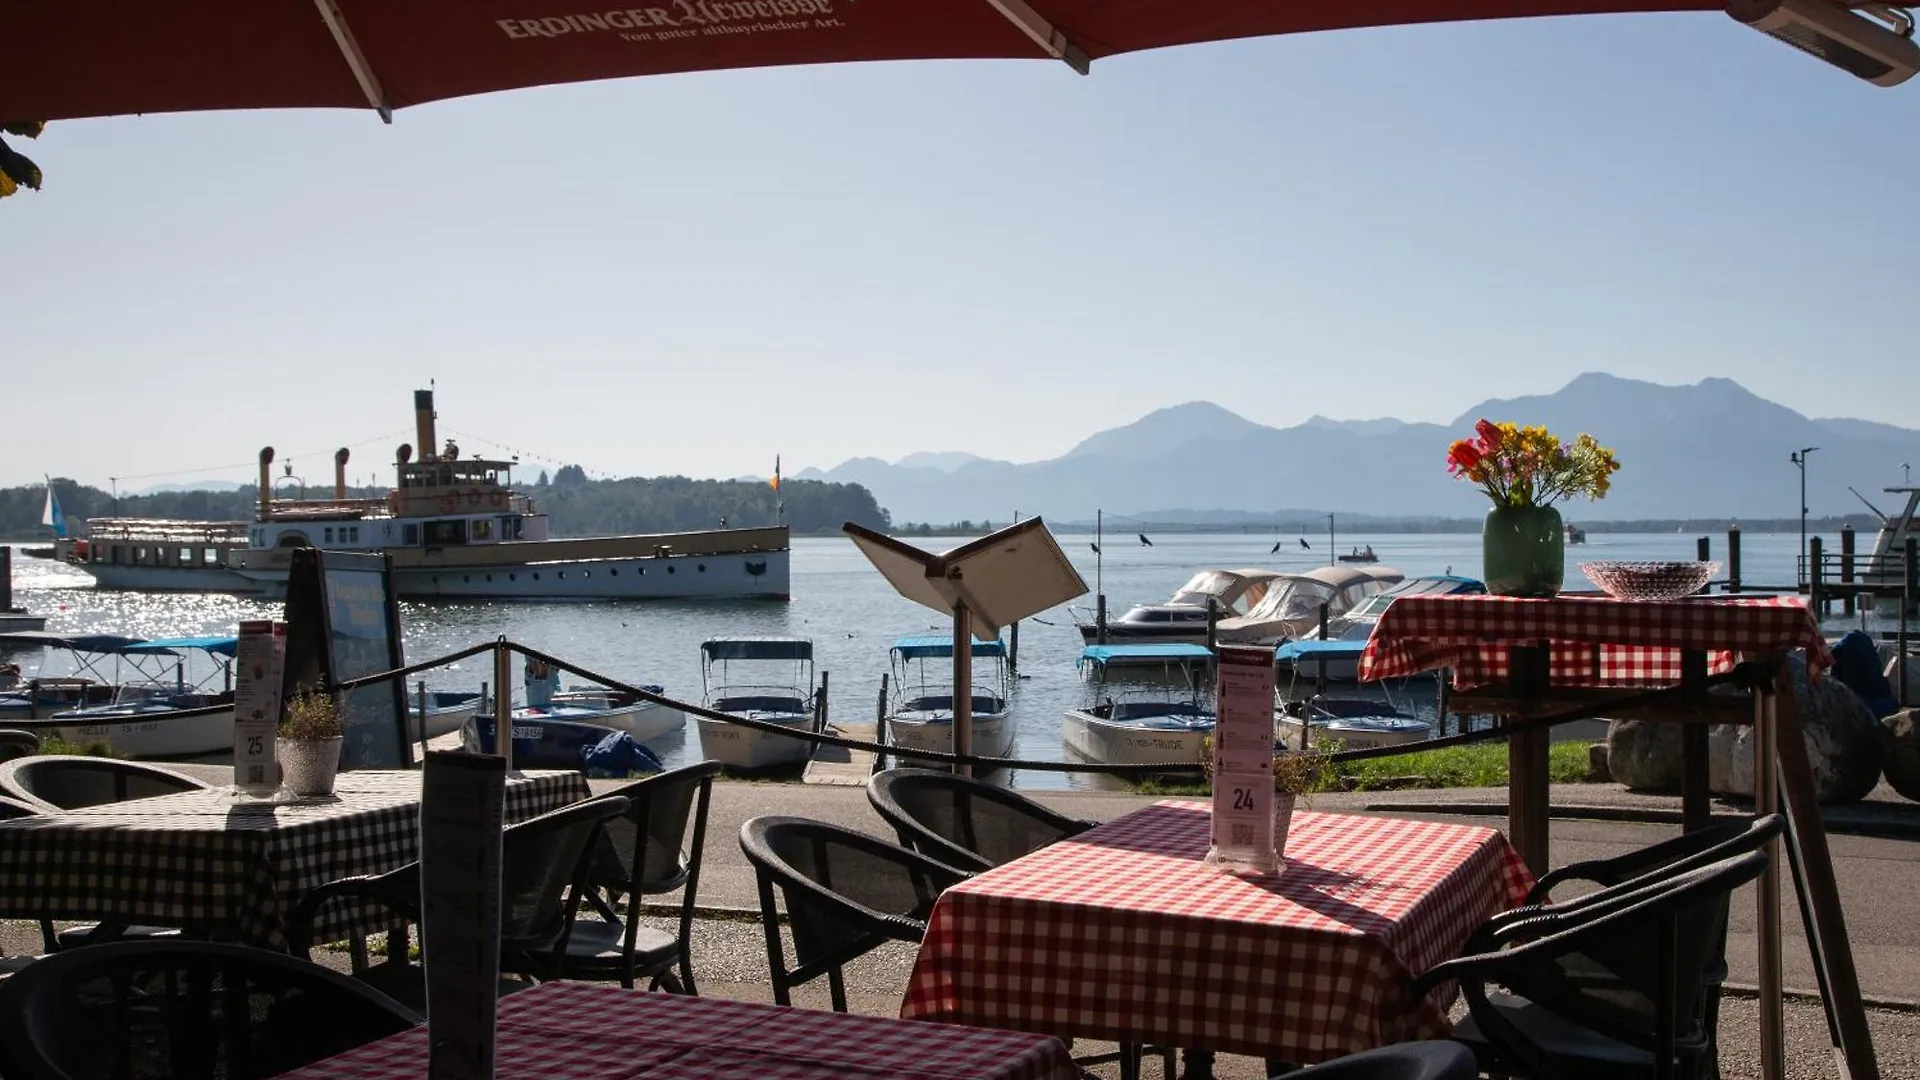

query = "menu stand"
[[419, 751, 506, 1080]]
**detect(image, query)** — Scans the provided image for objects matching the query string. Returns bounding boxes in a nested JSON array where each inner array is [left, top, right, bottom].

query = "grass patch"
[[1130, 740, 1595, 796], [38, 736, 117, 757]]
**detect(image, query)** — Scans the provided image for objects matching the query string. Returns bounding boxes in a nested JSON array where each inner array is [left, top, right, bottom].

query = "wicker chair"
[[866, 767, 1094, 873], [0, 938, 420, 1080]]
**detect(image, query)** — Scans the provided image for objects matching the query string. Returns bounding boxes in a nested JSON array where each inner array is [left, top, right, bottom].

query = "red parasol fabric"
[[4, 0, 1715, 123]]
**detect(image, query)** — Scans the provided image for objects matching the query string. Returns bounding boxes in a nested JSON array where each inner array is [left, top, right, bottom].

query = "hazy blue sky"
[[8, 12, 1920, 492]]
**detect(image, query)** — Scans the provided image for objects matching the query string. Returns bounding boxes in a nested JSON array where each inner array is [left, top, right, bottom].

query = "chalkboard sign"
[[283, 548, 410, 770]]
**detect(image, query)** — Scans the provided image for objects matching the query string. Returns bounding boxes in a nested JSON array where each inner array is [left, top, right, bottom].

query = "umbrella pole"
[[952, 600, 973, 779]]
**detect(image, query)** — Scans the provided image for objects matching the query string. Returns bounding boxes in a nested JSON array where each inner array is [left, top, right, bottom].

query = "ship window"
[[403, 524, 420, 545], [350, 526, 360, 543], [424, 520, 465, 545], [472, 520, 493, 541], [203, 549, 219, 567], [133, 547, 147, 564], [179, 547, 193, 564], [324, 528, 334, 544]]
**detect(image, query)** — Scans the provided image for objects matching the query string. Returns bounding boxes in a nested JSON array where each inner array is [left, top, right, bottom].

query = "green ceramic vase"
[[1483, 505, 1565, 598]]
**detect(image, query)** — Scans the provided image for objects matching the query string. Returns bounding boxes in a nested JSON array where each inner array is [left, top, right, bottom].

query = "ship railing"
[[80, 519, 252, 544]]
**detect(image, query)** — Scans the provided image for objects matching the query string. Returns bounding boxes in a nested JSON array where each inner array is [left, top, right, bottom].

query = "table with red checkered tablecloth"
[[899, 801, 1532, 1065], [274, 981, 1079, 1080], [1356, 593, 1831, 688]]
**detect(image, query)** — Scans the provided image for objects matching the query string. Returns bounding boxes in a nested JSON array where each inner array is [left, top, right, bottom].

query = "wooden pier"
[[802, 722, 880, 786]]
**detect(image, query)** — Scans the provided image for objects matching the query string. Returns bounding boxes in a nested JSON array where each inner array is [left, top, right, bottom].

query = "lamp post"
[[1791, 447, 1818, 586]]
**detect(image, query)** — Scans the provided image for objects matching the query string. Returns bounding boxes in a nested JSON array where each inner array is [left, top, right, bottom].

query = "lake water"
[[0, 529, 1861, 788]]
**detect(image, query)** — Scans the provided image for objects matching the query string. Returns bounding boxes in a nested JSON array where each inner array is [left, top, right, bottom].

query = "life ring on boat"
[[489, 491, 506, 509], [438, 493, 458, 513], [466, 491, 481, 507]]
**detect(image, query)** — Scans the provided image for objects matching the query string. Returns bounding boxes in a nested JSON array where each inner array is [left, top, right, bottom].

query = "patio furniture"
[[534, 760, 719, 992], [272, 980, 1080, 1080], [739, 815, 969, 1012], [0, 755, 211, 812], [1271, 1041, 1477, 1079], [0, 729, 40, 762], [1412, 851, 1769, 1080], [866, 767, 1094, 873], [901, 801, 1532, 1072], [290, 793, 628, 1010], [0, 938, 420, 1080], [0, 777, 184, 952], [0, 769, 590, 949]]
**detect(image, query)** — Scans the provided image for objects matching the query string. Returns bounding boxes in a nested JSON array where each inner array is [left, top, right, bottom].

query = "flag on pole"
[[41, 477, 67, 538], [769, 455, 781, 493]]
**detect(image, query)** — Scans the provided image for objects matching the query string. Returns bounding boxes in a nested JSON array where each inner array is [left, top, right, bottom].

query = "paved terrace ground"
[[10, 773, 1919, 1079]]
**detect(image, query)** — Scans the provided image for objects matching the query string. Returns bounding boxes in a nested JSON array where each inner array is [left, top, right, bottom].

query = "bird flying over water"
[[1138, 533, 1153, 547]]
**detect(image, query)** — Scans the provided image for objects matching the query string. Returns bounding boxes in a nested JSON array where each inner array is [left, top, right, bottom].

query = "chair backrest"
[[1497, 851, 1770, 1054], [0, 938, 420, 1080], [1529, 814, 1784, 904], [867, 767, 1090, 872], [0, 730, 41, 764], [498, 794, 629, 952], [595, 761, 721, 897], [0, 756, 213, 812], [739, 815, 968, 967]]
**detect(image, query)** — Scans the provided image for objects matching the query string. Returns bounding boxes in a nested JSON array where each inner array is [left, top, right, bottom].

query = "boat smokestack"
[[397, 443, 412, 466], [334, 448, 350, 500], [258, 447, 275, 520], [414, 390, 437, 462]]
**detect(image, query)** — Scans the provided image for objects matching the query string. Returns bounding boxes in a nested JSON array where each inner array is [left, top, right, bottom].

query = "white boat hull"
[[1061, 709, 1212, 768], [887, 711, 1013, 764], [696, 711, 814, 770], [73, 564, 255, 592], [1275, 713, 1428, 752], [50, 706, 236, 760]]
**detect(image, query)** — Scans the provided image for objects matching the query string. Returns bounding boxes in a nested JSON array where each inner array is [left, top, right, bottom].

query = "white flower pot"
[[1274, 791, 1298, 864], [277, 737, 343, 797]]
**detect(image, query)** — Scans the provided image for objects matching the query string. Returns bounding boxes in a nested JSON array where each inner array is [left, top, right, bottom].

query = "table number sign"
[[421, 751, 506, 1080], [232, 620, 286, 798], [1207, 645, 1278, 873]]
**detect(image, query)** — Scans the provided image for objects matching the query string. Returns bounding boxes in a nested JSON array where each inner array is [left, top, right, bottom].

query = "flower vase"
[[1273, 792, 1297, 865], [277, 737, 342, 797], [1483, 505, 1565, 598]]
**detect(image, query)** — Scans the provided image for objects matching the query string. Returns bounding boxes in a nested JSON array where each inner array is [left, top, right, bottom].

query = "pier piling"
[[1841, 526, 1857, 617], [1810, 537, 1826, 617], [1696, 537, 1712, 593], [1728, 527, 1743, 594]]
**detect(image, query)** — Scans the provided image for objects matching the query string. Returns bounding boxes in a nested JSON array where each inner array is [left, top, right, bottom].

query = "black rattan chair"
[[1271, 1041, 1478, 1079], [739, 815, 969, 1012], [0, 764, 202, 950], [1413, 850, 1770, 1080], [0, 756, 212, 812], [866, 767, 1094, 873], [536, 761, 719, 992], [289, 794, 628, 1010], [0, 938, 420, 1080]]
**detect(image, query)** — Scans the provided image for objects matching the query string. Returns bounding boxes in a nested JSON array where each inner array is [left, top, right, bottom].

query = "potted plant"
[[1447, 419, 1621, 597], [1270, 750, 1326, 864], [278, 691, 344, 797]]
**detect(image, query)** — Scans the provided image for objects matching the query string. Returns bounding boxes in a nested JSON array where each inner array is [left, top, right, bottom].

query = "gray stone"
[[1605, 718, 1685, 793], [1883, 709, 1920, 803], [1708, 654, 1886, 804], [1587, 742, 1611, 783]]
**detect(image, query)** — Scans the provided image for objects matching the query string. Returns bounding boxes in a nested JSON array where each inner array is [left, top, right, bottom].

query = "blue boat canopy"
[[701, 636, 814, 662], [0, 631, 162, 655], [1275, 639, 1369, 662], [1080, 643, 1216, 667], [890, 635, 1006, 660], [124, 636, 240, 657]]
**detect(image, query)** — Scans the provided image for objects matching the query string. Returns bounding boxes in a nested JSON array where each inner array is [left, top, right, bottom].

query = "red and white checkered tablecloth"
[[1357, 593, 1832, 689], [273, 981, 1078, 1080], [899, 801, 1533, 1065]]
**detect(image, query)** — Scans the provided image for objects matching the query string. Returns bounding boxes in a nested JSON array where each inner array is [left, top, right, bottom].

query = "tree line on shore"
[[0, 470, 891, 539]]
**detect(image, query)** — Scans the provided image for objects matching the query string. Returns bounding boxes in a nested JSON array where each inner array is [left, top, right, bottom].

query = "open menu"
[[420, 752, 505, 1080], [231, 620, 286, 798], [1207, 645, 1278, 873]]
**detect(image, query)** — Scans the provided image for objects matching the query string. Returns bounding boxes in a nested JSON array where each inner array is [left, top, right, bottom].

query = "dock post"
[[951, 601, 973, 779], [1008, 619, 1019, 673], [1809, 537, 1825, 617], [0, 545, 11, 612], [873, 673, 890, 772], [492, 638, 514, 773], [1315, 603, 1330, 696], [1908, 537, 1919, 621], [1096, 594, 1108, 646], [1728, 527, 1743, 594], [1696, 537, 1712, 593], [1206, 598, 1219, 653], [416, 681, 428, 759], [1841, 526, 1857, 617]]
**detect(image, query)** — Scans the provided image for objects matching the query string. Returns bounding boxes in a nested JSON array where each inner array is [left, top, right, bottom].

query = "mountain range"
[[794, 374, 1920, 523]]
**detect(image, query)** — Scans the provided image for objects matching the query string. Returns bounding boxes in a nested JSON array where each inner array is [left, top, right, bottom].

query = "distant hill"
[[128, 480, 253, 496], [795, 374, 1920, 523], [894, 452, 986, 472]]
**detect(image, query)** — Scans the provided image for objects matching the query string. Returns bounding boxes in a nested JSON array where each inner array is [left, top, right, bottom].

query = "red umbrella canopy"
[[5, 0, 1717, 123]]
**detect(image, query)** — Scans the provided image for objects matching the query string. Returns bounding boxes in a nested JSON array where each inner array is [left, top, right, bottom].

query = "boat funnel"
[[258, 447, 275, 520], [396, 443, 413, 466], [334, 448, 350, 500], [415, 390, 437, 462]]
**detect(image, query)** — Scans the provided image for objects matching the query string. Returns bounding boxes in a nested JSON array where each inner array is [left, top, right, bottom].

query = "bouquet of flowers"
[[1447, 419, 1620, 509]]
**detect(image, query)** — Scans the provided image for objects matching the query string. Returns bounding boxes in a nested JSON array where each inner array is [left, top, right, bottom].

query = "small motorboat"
[[1337, 545, 1380, 563], [461, 657, 686, 753], [1274, 638, 1369, 683], [1073, 569, 1288, 645], [1215, 566, 1404, 646], [1061, 643, 1216, 769], [459, 713, 664, 775], [39, 635, 239, 759], [885, 635, 1014, 765], [694, 635, 817, 771], [1275, 696, 1429, 752]]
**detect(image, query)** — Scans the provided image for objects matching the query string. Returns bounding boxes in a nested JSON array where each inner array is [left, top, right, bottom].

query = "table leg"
[[1681, 650, 1711, 834], [1754, 679, 1784, 1080], [1507, 720, 1550, 876]]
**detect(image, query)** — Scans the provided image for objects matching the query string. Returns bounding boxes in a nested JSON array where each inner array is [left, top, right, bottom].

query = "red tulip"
[[1475, 418, 1503, 449]]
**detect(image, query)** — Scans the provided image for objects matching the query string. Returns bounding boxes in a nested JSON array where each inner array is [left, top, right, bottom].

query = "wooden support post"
[[1769, 656, 1881, 1080], [1728, 527, 1743, 594], [1809, 536, 1825, 616], [1754, 661, 1785, 1080], [1841, 525, 1857, 617], [1680, 650, 1711, 834], [1096, 594, 1108, 646], [873, 672, 890, 773], [814, 670, 830, 731], [1696, 537, 1712, 593], [1506, 644, 1552, 876]]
